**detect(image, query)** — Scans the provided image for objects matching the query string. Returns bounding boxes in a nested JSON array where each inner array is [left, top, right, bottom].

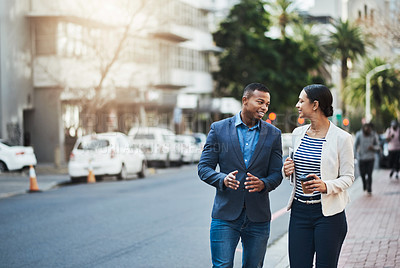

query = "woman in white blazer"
[[283, 84, 354, 268]]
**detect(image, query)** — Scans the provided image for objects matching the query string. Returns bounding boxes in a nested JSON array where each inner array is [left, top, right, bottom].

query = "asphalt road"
[[0, 164, 292, 268]]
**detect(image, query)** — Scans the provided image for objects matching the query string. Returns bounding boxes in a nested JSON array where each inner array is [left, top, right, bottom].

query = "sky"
[[295, 0, 315, 11]]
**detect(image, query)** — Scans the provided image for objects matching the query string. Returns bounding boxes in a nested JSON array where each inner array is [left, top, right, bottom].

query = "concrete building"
[[0, 0, 240, 165], [348, 0, 400, 58], [0, 0, 34, 147]]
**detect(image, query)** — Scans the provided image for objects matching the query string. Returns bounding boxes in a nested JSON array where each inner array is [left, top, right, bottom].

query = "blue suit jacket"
[[198, 116, 283, 222]]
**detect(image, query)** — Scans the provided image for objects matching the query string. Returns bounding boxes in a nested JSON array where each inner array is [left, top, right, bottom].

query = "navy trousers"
[[288, 200, 347, 268]]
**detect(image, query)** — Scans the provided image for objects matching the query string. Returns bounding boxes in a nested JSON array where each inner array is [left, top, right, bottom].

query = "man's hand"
[[244, 172, 265, 192], [224, 170, 240, 190]]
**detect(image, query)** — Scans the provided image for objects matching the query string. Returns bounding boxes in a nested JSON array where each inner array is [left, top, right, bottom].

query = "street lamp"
[[365, 64, 392, 123]]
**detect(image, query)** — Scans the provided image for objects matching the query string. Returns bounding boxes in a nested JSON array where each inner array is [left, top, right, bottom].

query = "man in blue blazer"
[[198, 83, 283, 268]]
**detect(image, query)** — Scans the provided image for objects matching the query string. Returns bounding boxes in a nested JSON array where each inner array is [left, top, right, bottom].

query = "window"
[[134, 133, 155, 140], [57, 22, 86, 58], [78, 139, 109, 150], [124, 37, 155, 63], [35, 19, 56, 55]]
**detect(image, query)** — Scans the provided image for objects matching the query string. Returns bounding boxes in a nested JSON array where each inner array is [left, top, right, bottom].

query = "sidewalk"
[[0, 163, 69, 199], [338, 168, 400, 267], [266, 168, 400, 268]]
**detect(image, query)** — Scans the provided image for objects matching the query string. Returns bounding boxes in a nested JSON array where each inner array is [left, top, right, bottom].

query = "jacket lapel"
[[229, 118, 246, 169], [247, 122, 269, 169]]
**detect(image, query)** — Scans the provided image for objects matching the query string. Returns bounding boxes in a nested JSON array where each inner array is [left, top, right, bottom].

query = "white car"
[[176, 134, 202, 163], [0, 140, 37, 173], [281, 133, 293, 158], [128, 127, 182, 167], [68, 132, 147, 182]]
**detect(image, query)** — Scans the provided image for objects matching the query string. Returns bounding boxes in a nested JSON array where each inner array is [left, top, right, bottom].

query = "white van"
[[128, 127, 182, 167]]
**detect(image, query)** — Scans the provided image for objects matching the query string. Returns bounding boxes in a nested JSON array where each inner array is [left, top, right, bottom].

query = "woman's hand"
[[283, 157, 295, 177], [303, 174, 327, 194]]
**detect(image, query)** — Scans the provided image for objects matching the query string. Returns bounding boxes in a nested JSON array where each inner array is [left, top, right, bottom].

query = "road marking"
[[271, 207, 288, 222], [235, 207, 288, 253]]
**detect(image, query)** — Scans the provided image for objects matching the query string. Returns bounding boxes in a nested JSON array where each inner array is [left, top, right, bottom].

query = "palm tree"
[[345, 57, 400, 124], [292, 23, 332, 80], [267, 0, 299, 39], [328, 19, 366, 113]]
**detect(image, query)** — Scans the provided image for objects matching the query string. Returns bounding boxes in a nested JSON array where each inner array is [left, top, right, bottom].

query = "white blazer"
[[284, 122, 355, 216]]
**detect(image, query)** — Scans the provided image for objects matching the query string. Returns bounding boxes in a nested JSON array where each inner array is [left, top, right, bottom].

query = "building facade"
[[0, 0, 240, 164], [348, 0, 400, 58]]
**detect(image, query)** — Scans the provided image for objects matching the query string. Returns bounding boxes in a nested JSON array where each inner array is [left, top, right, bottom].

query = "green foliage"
[[212, 0, 324, 115], [345, 57, 400, 131], [328, 19, 366, 62], [266, 0, 300, 38]]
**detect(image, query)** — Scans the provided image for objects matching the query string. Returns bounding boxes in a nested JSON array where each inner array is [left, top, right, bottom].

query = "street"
[[0, 164, 292, 268]]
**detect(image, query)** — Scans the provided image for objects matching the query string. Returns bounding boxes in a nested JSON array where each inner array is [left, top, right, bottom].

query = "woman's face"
[[296, 90, 314, 119]]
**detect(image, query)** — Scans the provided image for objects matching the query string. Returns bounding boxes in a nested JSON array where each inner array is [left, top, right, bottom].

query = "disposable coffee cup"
[[298, 174, 314, 194]]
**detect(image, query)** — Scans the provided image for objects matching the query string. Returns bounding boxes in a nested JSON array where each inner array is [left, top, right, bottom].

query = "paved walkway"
[[266, 168, 400, 268], [338, 168, 400, 267]]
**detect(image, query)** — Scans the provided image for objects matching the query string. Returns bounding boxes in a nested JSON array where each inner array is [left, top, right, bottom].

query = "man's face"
[[242, 90, 270, 121], [362, 125, 371, 135]]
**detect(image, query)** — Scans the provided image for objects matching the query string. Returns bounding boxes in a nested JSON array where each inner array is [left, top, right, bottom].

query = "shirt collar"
[[235, 111, 261, 130]]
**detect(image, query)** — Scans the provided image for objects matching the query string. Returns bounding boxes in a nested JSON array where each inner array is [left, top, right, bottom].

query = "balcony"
[[151, 31, 189, 43]]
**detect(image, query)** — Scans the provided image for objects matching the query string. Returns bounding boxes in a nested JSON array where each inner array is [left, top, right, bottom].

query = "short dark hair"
[[243, 83, 270, 98], [303, 84, 333, 117]]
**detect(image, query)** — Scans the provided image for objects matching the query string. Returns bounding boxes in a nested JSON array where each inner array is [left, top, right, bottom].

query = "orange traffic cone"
[[28, 165, 41, 192], [87, 160, 96, 183]]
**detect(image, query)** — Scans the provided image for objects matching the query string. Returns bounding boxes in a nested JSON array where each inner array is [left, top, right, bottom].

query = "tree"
[[345, 57, 400, 130], [212, 0, 274, 100], [292, 23, 332, 81], [328, 19, 366, 113], [266, 0, 300, 39], [213, 0, 323, 115], [35, 0, 159, 133], [212, 0, 324, 132]]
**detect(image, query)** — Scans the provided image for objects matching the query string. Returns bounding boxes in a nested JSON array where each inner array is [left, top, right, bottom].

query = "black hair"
[[243, 83, 270, 98], [303, 84, 333, 117]]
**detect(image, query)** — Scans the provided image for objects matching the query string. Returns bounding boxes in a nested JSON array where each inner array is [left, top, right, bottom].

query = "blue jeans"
[[210, 209, 270, 268], [289, 200, 347, 268]]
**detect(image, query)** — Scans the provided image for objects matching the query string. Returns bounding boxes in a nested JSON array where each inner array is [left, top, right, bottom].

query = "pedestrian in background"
[[385, 119, 400, 179], [198, 83, 283, 268], [354, 123, 380, 195], [283, 84, 354, 268]]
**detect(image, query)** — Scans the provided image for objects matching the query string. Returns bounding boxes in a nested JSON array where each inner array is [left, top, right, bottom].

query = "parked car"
[[0, 140, 37, 173], [68, 132, 147, 182], [192, 132, 207, 151], [281, 133, 292, 159], [176, 134, 202, 164], [128, 127, 182, 167]]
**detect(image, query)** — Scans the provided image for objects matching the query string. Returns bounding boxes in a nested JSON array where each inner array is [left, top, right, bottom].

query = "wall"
[[30, 87, 64, 164], [0, 0, 33, 144]]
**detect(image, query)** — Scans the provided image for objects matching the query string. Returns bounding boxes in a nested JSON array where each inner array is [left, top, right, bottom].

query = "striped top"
[[293, 134, 326, 200]]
